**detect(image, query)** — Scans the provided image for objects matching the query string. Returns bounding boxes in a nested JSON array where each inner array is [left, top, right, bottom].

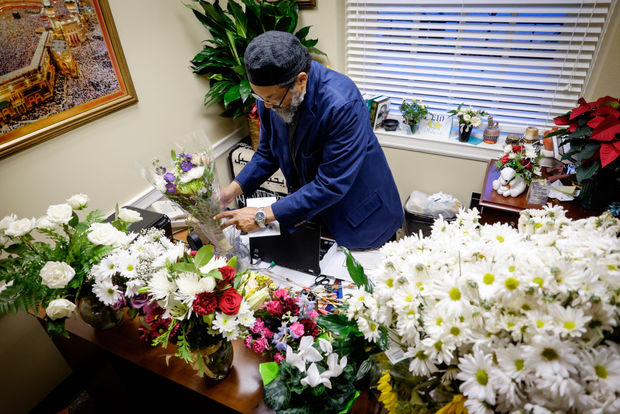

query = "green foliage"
[[188, 0, 326, 118], [341, 247, 372, 293], [399, 98, 429, 125]]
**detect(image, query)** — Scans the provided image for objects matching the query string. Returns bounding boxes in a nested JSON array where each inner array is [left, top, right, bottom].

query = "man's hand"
[[215, 206, 275, 233], [219, 181, 243, 209]]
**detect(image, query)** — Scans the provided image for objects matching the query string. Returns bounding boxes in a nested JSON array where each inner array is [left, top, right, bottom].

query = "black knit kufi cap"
[[244, 31, 311, 86]]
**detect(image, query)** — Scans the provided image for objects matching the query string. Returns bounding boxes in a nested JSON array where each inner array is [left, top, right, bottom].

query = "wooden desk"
[[52, 312, 379, 413], [479, 160, 601, 225]]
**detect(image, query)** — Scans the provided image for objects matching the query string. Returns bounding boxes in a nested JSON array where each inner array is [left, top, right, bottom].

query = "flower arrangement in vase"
[[400, 98, 428, 133], [0, 195, 138, 337], [492, 144, 542, 197], [448, 103, 487, 142], [346, 206, 620, 413], [547, 96, 620, 210], [140, 244, 263, 380]]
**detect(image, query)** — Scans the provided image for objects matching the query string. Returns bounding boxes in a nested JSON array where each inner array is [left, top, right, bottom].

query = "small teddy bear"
[[492, 167, 527, 197]]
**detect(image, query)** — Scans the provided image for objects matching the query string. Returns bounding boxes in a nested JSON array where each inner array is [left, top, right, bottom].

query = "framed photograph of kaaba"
[[0, 0, 137, 159]]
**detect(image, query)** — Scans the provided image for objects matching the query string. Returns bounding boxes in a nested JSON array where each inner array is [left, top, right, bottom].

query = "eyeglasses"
[[251, 84, 292, 109]]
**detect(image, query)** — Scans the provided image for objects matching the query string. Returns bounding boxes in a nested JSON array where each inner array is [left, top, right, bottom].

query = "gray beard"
[[273, 88, 306, 124]]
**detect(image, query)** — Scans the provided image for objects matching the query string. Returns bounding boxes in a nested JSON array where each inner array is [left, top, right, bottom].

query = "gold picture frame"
[[297, 0, 317, 7], [0, 0, 137, 159]]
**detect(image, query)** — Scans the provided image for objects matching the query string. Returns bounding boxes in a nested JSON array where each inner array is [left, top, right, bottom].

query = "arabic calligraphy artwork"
[[0, 0, 137, 159], [229, 143, 288, 207]]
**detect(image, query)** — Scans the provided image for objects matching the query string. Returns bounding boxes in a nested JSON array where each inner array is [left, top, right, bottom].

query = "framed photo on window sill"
[[0, 0, 137, 159]]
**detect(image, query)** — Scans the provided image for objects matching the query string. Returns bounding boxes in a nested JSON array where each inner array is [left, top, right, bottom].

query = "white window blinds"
[[345, 0, 615, 132]]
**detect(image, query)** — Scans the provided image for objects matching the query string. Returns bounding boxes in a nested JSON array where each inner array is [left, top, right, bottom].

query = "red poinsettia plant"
[[550, 96, 620, 182]]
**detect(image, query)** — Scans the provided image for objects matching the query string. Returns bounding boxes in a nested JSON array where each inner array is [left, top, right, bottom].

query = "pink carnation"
[[252, 338, 266, 354], [266, 300, 284, 316], [273, 289, 289, 299], [244, 336, 253, 349], [308, 310, 319, 319], [289, 322, 305, 338], [262, 327, 274, 339], [273, 352, 285, 364]]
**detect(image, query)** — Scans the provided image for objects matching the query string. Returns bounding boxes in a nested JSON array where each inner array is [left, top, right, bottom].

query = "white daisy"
[[525, 335, 579, 378], [456, 348, 497, 405], [117, 252, 139, 279], [405, 345, 438, 376], [583, 345, 620, 395], [356, 316, 381, 343], [90, 255, 118, 281], [92, 279, 122, 306], [550, 305, 591, 338], [496, 343, 529, 382]]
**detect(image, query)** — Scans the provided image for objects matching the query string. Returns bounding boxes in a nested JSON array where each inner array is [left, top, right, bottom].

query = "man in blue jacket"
[[216, 31, 403, 249]]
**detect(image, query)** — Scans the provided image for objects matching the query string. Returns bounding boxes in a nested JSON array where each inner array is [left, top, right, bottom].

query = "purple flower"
[[165, 183, 177, 193], [129, 293, 149, 309], [181, 161, 193, 172], [111, 295, 126, 310], [163, 172, 176, 183]]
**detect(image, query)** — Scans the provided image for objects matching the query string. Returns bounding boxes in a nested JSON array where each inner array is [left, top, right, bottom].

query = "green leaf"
[[169, 261, 198, 274], [263, 376, 291, 410], [259, 361, 280, 386], [227, 0, 247, 38], [226, 256, 237, 269], [194, 244, 213, 268], [295, 26, 310, 40], [223, 84, 241, 107], [576, 162, 601, 182], [355, 358, 373, 382], [318, 313, 355, 336], [68, 212, 79, 228], [239, 80, 252, 102], [342, 247, 372, 293], [576, 141, 601, 162]]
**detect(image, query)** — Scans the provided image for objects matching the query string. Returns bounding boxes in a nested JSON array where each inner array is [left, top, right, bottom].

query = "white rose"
[[471, 116, 482, 127], [45, 298, 76, 320], [66, 193, 89, 210], [87, 222, 122, 246], [504, 145, 512, 154], [509, 152, 516, 159], [36, 216, 57, 231], [5, 217, 36, 237], [40, 261, 75, 289], [118, 208, 142, 223], [0, 214, 17, 231], [47, 203, 73, 224], [463, 114, 471, 122], [179, 166, 205, 184]]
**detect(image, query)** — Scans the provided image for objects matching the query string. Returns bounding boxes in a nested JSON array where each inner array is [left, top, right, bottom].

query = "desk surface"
[[479, 160, 600, 220], [64, 314, 271, 413]]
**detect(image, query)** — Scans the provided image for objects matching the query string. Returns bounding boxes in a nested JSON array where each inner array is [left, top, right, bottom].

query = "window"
[[345, 0, 615, 132]]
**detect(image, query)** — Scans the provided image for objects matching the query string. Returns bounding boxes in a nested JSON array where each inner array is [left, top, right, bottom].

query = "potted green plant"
[[399, 98, 428, 133], [187, 0, 325, 144]]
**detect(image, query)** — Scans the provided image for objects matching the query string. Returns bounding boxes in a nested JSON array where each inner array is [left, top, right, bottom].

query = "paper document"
[[320, 243, 383, 282]]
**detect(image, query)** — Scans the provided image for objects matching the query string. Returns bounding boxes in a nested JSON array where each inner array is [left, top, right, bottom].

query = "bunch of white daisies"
[[88, 228, 186, 307], [347, 205, 620, 413]]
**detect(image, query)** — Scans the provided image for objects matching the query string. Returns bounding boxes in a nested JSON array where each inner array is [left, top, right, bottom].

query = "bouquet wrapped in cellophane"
[[145, 133, 231, 253]]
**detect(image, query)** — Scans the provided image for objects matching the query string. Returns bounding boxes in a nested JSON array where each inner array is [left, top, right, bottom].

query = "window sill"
[[376, 127, 504, 162]]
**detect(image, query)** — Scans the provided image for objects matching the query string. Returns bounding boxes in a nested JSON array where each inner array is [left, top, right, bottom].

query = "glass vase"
[[191, 337, 234, 381], [78, 292, 124, 330]]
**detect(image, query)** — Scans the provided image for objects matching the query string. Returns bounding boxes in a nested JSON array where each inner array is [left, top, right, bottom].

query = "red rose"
[[525, 164, 533, 170], [193, 292, 217, 315], [512, 145, 522, 152], [500, 154, 510, 163], [219, 288, 243, 315], [218, 266, 236, 283]]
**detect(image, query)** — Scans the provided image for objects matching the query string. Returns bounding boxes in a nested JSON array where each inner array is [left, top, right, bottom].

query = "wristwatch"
[[254, 207, 266, 228]]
